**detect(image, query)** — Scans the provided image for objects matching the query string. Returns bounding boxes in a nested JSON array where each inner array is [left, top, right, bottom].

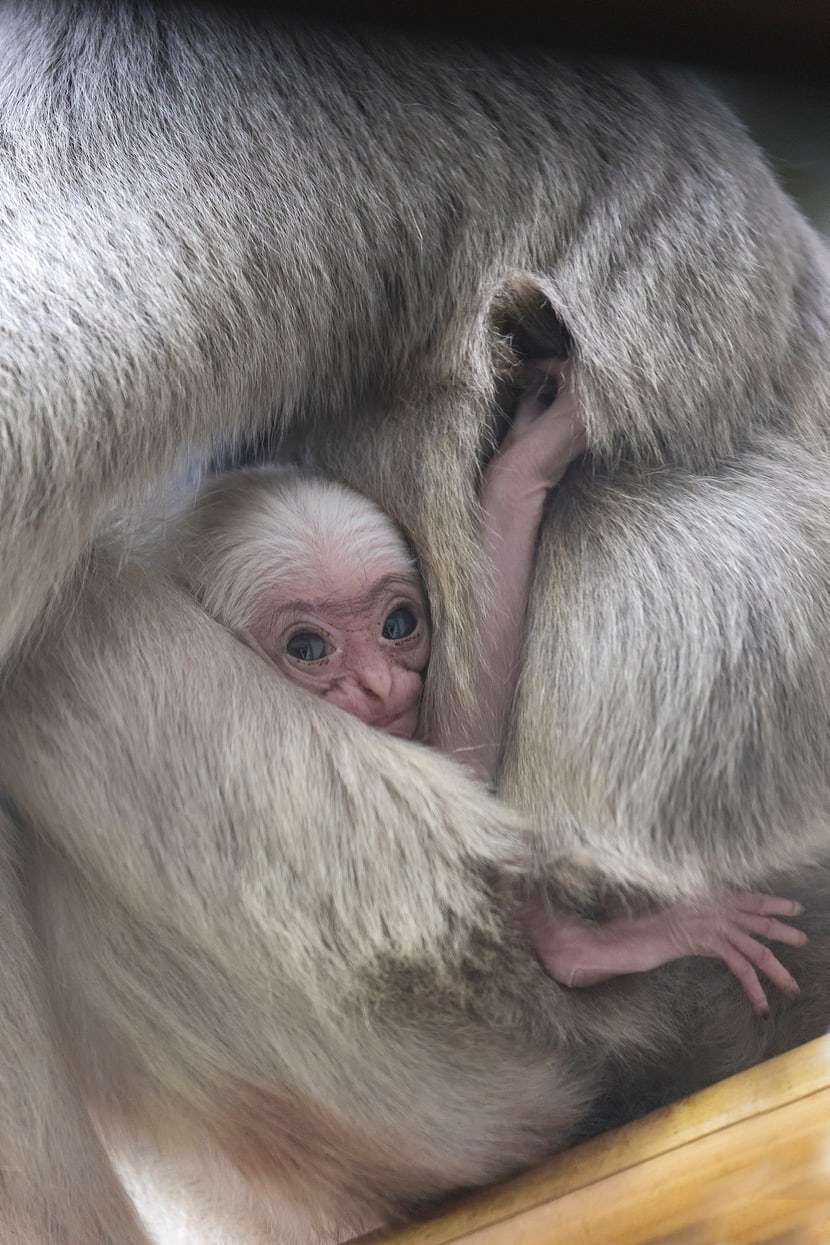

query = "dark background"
[[218, 0, 829, 80], [206, 0, 829, 230]]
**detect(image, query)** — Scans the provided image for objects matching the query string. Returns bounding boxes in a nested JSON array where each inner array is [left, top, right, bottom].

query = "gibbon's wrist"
[[480, 467, 551, 527], [483, 442, 571, 498]]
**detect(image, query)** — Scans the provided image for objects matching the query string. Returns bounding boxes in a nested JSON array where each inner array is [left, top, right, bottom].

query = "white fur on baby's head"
[[175, 465, 417, 634]]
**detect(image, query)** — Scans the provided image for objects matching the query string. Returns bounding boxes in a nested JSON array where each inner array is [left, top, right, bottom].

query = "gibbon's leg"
[[0, 554, 613, 1237], [0, 813, 151, 1244]]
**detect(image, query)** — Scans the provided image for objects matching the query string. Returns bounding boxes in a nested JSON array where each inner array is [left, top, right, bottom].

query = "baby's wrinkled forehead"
[[203, 467, 428, 629], [274, 554, 423, 618]]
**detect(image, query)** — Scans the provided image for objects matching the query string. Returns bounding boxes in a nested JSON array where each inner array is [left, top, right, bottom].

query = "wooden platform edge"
[[352, 1034, 830, 1245]]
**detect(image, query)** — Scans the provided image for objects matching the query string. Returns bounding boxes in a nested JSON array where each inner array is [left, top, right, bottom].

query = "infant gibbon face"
[[252, 546, 431, 741]]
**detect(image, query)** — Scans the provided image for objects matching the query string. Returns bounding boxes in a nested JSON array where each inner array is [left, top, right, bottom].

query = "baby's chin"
[[377, 707, 420, 741]]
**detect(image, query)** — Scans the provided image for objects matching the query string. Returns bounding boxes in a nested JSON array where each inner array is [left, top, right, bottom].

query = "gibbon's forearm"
[[431, 471, 548, 784]]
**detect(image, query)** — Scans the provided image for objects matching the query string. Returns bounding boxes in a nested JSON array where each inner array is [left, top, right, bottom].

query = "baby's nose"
[[356, 656, 394, 702]]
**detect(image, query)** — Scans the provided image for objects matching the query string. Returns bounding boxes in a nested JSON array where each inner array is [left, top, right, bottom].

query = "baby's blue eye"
[[382, 607, 417, 641], [286, 632, 329, 662]]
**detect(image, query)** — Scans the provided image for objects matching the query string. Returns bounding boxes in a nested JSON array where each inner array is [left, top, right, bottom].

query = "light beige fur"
[[0, 5, 827, 1242], [169, 466, 416, 639]]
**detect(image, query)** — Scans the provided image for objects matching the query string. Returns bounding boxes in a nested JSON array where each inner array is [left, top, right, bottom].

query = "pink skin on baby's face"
[[251, 553, 431, 740]]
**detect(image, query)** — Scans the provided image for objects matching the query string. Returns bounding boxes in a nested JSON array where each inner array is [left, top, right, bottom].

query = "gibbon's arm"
[[431, 360, 586, 782], [0, 552, 603, 1215], [502, 433, 830, 905]]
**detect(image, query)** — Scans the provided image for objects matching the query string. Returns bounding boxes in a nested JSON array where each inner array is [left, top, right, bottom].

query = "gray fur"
[[0, 4, 827, 1241]]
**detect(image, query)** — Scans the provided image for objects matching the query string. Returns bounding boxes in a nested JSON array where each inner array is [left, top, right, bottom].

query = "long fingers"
[[731, 912, 808, 948], [732, 929, 802, 1005], [728, 893, 804, 919], [703, 892, 807, 1016], [513, 358, 573, 425], [715, 943, 772, 1017], [715, 930, 802, 1016]]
